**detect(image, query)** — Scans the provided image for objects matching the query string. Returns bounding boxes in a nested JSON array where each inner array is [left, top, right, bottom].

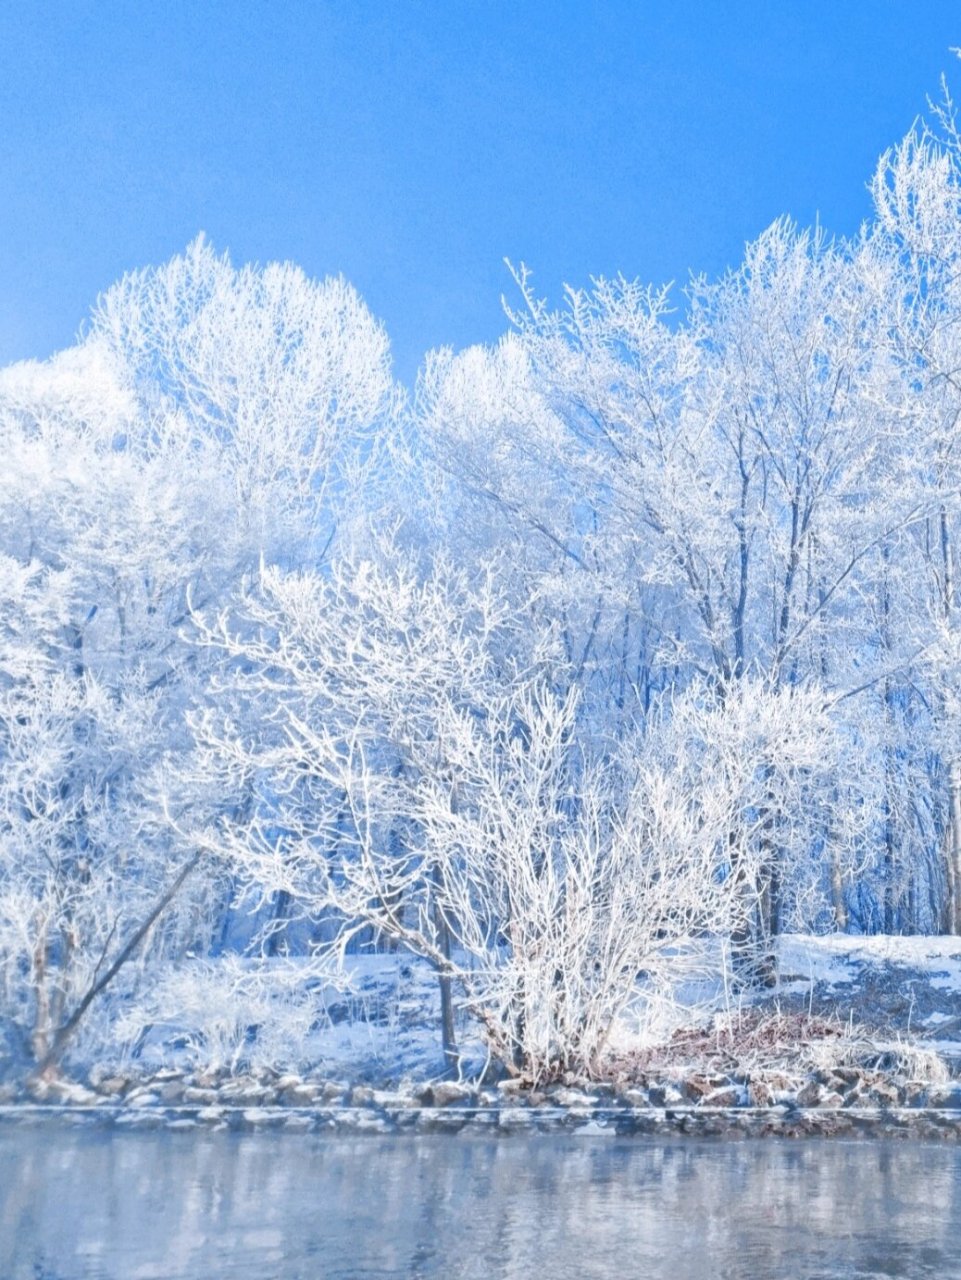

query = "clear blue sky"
[[1, 2, 959, 384]]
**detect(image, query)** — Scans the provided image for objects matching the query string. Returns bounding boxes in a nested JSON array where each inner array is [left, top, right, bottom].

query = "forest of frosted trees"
[[7, 85, 961, 1084]]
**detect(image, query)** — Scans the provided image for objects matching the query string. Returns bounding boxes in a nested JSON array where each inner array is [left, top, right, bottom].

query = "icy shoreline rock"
[[5, 1062, 961, 1139], [5, 1100, 961, 1139]]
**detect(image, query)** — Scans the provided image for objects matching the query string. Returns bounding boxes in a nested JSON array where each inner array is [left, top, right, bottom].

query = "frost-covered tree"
[[0, 241, 394, 1078], [868, 82, 961, 934], [188, 545, 843, 1078], [417, 224, 908, 950]]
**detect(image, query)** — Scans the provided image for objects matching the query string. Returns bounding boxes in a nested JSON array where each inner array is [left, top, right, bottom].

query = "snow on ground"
[[90, 934, 961, 1084], [775, 935, 961, 1062], [123, 952, 485, 1083], [779, 934, 961, 991]]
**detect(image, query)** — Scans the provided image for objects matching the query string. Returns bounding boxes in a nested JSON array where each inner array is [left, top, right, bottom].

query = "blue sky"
[[1, 2, 959, 384]]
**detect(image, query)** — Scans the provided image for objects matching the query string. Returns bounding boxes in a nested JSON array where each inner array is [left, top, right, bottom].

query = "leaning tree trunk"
[[29, 853, 201, 1083]]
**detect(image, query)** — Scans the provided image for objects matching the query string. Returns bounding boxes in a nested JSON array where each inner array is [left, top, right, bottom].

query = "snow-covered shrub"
[[113, 957, 331, 1074]]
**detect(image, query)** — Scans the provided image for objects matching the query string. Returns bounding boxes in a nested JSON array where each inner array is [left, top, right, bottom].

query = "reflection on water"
[[2, 1128, 961, 1279]]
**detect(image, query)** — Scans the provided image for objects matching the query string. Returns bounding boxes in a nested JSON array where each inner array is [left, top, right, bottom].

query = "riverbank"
[[6, 1052, 961, 1140], [6, 933, 961, 1140], [6, 1093, 961, 1140]]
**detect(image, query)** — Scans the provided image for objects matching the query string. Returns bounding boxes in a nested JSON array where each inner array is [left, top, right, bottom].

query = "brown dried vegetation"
[[607, 1007, 950, 1090]]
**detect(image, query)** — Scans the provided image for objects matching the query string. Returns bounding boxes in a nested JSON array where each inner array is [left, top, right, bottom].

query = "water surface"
[[2, 1128, 960, 1278]]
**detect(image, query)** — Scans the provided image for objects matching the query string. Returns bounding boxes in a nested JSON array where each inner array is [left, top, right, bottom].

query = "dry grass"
[[610, 1006, 949, 1085]]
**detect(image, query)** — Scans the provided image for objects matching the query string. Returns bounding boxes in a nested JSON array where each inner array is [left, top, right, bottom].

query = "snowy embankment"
[[19, 933, 957, 1089], [2, 935, 961, 1141], [778, 934, 961, 1055]]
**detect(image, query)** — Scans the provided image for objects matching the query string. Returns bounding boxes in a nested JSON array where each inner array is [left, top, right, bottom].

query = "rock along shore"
[[5, 1069, 961, 1139]]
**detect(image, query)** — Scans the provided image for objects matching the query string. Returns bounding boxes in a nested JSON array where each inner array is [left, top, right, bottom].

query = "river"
[[2, 1129, 961, 1278]]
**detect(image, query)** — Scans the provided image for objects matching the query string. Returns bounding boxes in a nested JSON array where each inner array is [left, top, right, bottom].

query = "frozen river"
[[3, 1128, 961, 1278]]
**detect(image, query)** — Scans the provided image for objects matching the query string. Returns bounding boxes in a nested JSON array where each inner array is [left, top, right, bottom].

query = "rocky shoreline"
[[5, 1067, 961, 1139]]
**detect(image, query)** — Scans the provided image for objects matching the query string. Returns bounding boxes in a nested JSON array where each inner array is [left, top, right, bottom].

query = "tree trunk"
[[430, 863, 459, 1077], [264, 889, 291, 956], [29, 853, 200, 1082], [946, 759, 961, 934]]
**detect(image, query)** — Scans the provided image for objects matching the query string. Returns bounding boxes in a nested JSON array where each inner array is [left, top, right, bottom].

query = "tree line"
[[5, 80, 961, 1082]]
